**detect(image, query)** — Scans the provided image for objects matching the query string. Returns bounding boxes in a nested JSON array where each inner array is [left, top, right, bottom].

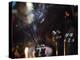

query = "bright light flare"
[[26, 3, 34, 24], [24, 47, 29, 58]]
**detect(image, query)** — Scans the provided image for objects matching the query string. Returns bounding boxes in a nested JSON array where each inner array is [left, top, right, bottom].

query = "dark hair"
[[15, 2, 26, 9]]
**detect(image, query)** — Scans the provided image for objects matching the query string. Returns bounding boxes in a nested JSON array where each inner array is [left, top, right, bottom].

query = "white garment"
[[45, 46, 53, 56]]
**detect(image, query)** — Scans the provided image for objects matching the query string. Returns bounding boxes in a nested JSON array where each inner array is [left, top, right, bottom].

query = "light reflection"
[[26, 3, 34, 24]]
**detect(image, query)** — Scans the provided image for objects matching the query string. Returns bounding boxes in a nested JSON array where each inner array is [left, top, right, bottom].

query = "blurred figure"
[[12, 45, 20, 58], [12, 2, 27, 45], [12, 2, 28, 58]]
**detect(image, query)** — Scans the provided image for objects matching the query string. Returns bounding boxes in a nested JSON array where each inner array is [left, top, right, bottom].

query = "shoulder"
[[12, 14, 17, 22]]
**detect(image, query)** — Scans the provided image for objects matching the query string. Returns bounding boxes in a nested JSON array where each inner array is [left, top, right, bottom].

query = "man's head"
[[16, 2, 27, 16]]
